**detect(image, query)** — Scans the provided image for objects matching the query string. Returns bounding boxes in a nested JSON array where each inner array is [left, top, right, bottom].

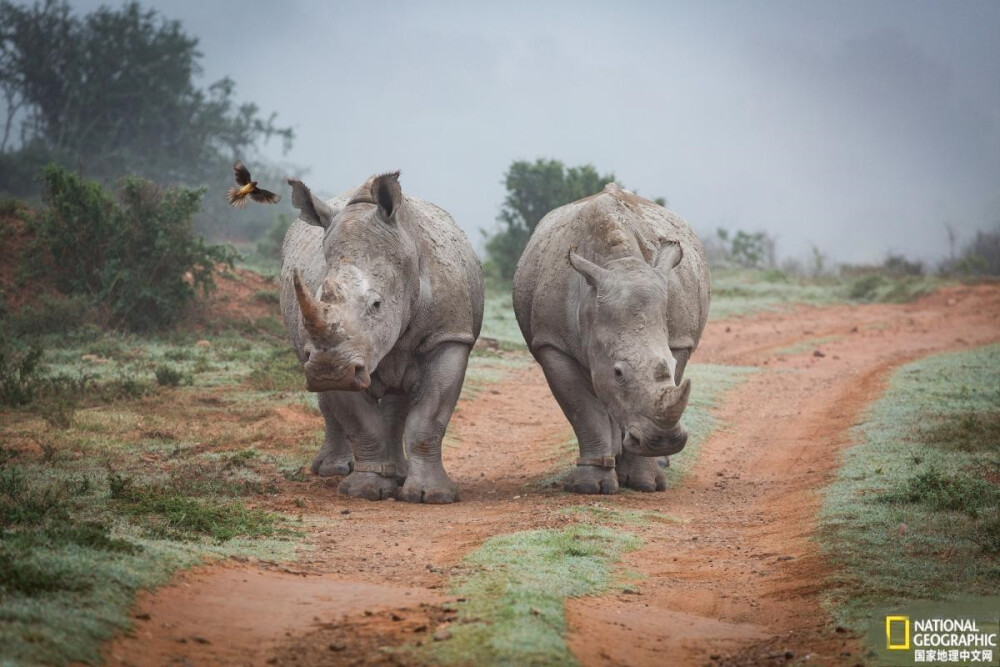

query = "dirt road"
[[104, 284, 1000, 666]]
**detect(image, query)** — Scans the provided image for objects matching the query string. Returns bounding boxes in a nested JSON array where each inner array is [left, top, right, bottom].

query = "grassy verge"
[[818, 343, 1000, 630], [410, 524, 642, 666], [0, 322, 319, 665], [709, 268, 943, 320]]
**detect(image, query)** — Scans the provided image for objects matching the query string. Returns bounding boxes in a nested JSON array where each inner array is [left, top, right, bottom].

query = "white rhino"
[[281, 171, 483, 503], [513, 183, 710, 494]]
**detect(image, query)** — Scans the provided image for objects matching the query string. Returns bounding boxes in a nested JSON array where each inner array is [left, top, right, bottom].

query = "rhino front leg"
[[382, 394, 410, 484], [331, 392, 399, 501], [311, 392, 355, 477], [398, 342, 468, 504], [536, 347, 619, 495]]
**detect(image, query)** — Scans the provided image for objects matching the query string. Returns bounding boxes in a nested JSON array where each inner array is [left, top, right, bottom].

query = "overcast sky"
[[72, 0, 1000, 264]]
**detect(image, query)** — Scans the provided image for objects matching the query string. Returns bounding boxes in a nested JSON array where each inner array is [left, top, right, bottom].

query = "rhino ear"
[[288, 178, 335, 228], [569, 250, 609, 290], [653, 241, 683, 278], [370, 170, 402, 222]]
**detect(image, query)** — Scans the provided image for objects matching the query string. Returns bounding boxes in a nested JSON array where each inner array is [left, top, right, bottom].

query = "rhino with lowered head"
[[280, 171, 483, 503], [513, 183, 710, 494]]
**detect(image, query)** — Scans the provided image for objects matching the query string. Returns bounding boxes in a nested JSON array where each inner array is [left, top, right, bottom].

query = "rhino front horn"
[[659, 378, 692, 423], [292, 268, 327, 341]]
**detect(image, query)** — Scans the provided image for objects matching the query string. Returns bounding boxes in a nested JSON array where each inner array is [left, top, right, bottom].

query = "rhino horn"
[[658, 378, 691, 423], [293, 268, 328, 341], [568, 250, 610, 289]]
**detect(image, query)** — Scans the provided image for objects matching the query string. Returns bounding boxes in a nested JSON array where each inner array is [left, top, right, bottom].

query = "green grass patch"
[[774, 335, 840, 357], [480, 287, 525, 348], [411, 524, 641, 666], [559, 504, 679, 526], [246, 346, 304, 392], [819, 343, 1000, 630]]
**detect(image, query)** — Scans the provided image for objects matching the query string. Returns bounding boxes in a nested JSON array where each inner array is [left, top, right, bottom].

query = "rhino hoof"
[[399, 477, 459, 504], [618, 454, 667, 492], [312, 454, 353, 477], [337, 471, 398, 500], [563, 466, 619, 495]]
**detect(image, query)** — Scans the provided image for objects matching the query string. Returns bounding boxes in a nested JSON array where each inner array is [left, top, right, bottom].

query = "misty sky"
[[72, 0, 1000, 264]]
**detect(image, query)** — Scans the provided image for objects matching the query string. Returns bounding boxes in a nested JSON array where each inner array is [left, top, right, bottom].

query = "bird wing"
[[233, 161, 252, 186], [250, 188, 281, 204]]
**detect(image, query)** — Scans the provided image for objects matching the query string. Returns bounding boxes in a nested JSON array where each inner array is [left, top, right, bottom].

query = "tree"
[[484, 159, 620, 280], [0, 0, 294, 236]]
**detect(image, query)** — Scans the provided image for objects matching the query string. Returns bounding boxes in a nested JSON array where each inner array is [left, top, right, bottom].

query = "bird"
[[228, 161, 281, 207]]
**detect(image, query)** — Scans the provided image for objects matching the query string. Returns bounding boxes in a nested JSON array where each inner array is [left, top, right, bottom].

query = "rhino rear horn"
[[292, 268, 328, 340], [659, 378, 691, 423]]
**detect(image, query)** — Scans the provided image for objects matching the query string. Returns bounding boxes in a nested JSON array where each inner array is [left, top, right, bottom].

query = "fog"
[[72, 0, 1000, 264]]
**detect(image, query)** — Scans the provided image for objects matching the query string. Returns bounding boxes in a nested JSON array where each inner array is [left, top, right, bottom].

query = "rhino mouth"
[[622, 424, 688, 457], [304, 358, 371, 392]]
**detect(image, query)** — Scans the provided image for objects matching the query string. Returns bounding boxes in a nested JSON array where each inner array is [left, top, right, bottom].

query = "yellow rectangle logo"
[[886, 616, 910, 650]]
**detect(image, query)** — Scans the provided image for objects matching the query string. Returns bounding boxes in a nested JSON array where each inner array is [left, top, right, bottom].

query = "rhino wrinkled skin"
[[513, 183, 711, 494], [280, 171, 483, 503]]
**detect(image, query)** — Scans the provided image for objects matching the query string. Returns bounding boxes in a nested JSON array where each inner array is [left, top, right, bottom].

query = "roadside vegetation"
[[819, 344, 1000, 632]]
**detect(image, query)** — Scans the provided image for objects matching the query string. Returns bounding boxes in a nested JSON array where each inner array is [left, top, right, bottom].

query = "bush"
[[28, 165, 238, 331], [154, 364, 185, 387], [0, 336, 44, 406]]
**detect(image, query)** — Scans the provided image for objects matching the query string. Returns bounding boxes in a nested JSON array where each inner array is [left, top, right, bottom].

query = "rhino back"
[[513, 186, 710, 361]]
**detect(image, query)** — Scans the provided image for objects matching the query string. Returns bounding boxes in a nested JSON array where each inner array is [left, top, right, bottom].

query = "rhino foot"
[[337, 471, 398, 500], [399, 473, 459, 504], [563, 465, 619, 495], [617, 453, 666, 492], [311, 451, 354, 477]]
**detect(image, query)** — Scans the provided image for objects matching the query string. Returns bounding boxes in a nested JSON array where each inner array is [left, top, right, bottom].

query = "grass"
[[709, 268, 943, 320], [411, 524, 641, 666], [818, 343, 1000, 630], [0, 316, 317, 665]]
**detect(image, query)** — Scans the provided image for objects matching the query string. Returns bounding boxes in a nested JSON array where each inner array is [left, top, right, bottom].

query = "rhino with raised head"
[[280, 171, 483, 503], [513, 183, 710, 494]]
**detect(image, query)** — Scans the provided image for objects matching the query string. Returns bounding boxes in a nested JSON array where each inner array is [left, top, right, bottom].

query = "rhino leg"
[[311, 392, 354, 477], [329, 392, 399, 501], [617, 451, 667, 492], [382, 394, 410, 484], [398, 342, 468, 504], [536, 347, 619, 495], [658, 348, 692, 469]]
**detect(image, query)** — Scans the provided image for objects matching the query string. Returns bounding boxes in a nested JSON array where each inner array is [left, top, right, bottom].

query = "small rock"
[[191, 636, 211, 645], [329, 642, 346, 652], [195, 339, 211, 348], [725, 326, 731, 333], [947, 298, 957, 306], [530, 607, 541, 616], [622, 588, 641, 595], [850, 326, 859, 332], [363, 610, 372, 616], [898, 523, 908, 535], [813, 349, 826, 358], [710, 655, 721, 661], [835, 625, 847, 633], [340, 509, 350, 515], [413, 624, 428, 633], [391, 613, 403, 622], [784, 650, 794, 660], [134, 613, 151, 621], [433, 629, 452, 642]]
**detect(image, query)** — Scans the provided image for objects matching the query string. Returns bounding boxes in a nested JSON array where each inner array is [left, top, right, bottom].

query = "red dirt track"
[[105, 284, 1000, 666]]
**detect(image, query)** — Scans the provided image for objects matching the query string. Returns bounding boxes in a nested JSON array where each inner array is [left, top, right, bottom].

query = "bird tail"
[[227, 187, 249, 207]]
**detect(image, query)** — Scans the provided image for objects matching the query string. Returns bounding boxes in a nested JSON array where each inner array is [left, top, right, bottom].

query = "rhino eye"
[[372, 299, 381, 310], [613, 363, 625, 381]]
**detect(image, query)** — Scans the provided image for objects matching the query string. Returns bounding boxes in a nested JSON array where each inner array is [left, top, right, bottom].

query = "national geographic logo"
[[874, 608, 999, 665], [887, 615, 911, 650]]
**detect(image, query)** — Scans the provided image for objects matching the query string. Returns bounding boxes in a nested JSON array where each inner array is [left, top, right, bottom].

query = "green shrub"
[[0, 337, 44, 406], [29, 165, 238, 331], [4, 294, 95, 336], [880, 468, 1000, 519], [154, 364, 185, 387]]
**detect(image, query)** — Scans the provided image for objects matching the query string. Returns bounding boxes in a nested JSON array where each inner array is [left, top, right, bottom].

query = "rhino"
[[513, 183, 710, 494], [280, 171, 483, 503]]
